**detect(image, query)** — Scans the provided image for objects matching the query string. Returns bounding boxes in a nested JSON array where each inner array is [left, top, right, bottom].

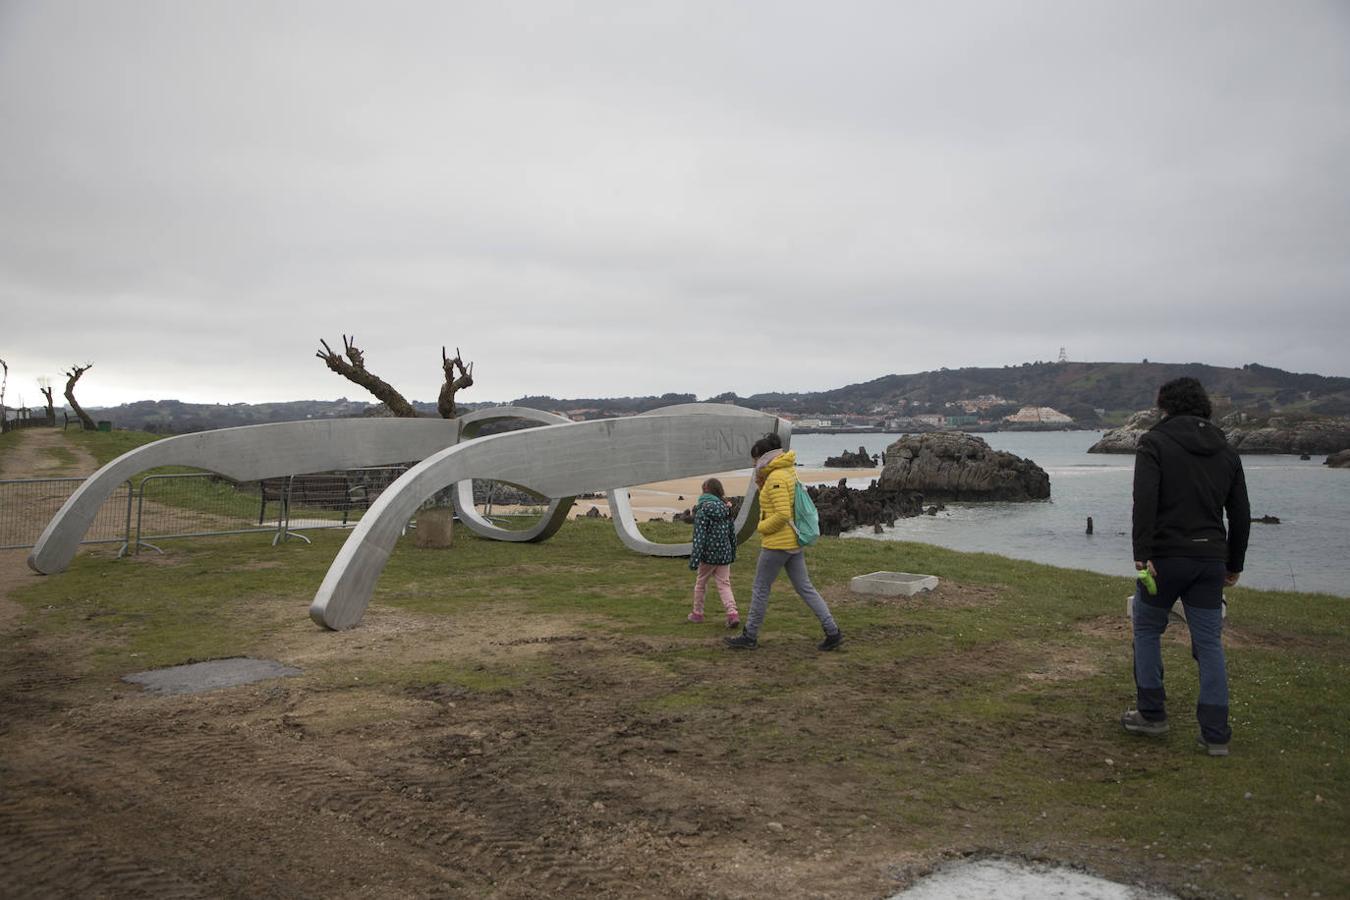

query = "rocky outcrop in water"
[[877, 433, 1050, 501], [1222, 414, 1350, 454], [1089, 410, 1350, 455], [1326, 449, 1350, 468], [1087, 410, 1159, 453], [808, 480, 924, 536], [823, 446, 878, 468]]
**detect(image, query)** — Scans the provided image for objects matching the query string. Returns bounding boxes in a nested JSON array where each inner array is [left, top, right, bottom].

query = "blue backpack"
[[790, 482, 821, 546]]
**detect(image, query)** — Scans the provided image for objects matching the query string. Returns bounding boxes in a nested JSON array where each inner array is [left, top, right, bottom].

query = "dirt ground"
[[0, 549, 974, 899], [0, 432, 927, 899]]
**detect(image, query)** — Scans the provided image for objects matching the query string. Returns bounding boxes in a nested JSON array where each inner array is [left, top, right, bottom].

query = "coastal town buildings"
[[953, 395, 1012, 413]]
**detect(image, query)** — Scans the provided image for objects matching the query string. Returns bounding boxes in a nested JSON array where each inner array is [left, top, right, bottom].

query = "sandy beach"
[[485, 466, 882, 521]]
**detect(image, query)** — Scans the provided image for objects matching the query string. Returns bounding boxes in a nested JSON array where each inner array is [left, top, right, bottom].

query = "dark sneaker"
[[1120, 709, 1168, 736], [723, 632, 758, 650], [1196, 737, 1230, 757], [817, 630, 844, 651]]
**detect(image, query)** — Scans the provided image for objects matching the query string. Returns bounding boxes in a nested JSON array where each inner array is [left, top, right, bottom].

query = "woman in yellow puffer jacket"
[[724, 433, 842, 651]]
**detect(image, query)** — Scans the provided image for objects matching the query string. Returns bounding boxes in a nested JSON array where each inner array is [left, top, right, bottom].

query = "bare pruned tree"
[[37, 376, 55, 420], [64, 363, 96, 431], [317, 337, 475, 419], [316, 335, 418, 418], [437, 347, 474, 419]]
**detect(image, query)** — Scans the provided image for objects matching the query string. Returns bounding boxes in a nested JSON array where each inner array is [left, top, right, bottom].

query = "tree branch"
[[315, 335, 417, 417]]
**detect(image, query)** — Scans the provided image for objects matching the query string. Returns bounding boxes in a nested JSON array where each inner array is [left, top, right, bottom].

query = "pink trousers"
[[691, 563, 738, 618]]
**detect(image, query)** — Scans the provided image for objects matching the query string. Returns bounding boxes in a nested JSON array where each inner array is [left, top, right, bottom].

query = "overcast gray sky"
[[2, 1, 1348, 408]]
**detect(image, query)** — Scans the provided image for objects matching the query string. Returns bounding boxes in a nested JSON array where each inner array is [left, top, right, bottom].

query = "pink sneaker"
[[726, 615, 740, 629], [687, 612, 704, 623]]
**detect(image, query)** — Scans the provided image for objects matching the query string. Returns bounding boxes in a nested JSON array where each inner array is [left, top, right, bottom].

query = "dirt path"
[[0, 427, 99, 479], [0, 430, 98, 626]]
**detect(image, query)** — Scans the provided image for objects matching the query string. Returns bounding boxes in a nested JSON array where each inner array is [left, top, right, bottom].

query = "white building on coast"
[[1003, 406, 1074, 424]]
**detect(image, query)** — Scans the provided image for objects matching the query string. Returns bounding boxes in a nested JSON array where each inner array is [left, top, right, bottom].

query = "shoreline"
[[487, 466, 882, 521]]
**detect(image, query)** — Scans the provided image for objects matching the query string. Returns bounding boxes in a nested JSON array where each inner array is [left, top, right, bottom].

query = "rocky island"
[[877, 432, 1050, 501], [1089, 410, 1350, 456], [804, 432, 1049, 535]]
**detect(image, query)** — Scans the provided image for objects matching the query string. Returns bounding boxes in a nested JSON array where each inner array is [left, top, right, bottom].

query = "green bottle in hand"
[[1136, 569, 1157, 596]]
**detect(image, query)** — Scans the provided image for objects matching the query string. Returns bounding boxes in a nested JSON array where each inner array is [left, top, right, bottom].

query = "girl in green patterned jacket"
[[686, 477, 740, 627]]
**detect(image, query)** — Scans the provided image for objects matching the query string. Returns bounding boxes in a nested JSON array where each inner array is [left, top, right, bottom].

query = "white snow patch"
[[890, 858, 1176, 900]]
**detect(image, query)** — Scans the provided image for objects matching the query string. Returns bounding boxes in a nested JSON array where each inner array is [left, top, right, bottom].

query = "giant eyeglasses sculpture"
[[28, 404, 788, 629]]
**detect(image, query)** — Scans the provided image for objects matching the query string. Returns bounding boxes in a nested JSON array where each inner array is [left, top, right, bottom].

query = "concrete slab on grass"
[[123, 658, 302, 695], [850, 571, 939, 597], [890, 858, 1176, 899]]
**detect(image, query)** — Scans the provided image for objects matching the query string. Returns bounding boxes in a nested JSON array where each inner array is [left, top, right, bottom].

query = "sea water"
[[789, 431, 1350, 597]]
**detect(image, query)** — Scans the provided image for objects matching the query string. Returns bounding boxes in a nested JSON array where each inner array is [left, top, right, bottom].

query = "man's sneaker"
[[1197, 737, 1230, 757], [723, 632, 758, 650], [1120, 709, 1168, 736], [818, 630, 844, 651]]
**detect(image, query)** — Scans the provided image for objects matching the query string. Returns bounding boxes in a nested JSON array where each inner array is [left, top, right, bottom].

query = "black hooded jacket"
[[1132, 414, 1251, 572]]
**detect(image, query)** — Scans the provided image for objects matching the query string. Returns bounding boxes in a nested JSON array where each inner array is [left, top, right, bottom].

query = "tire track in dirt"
[[0, 797, 210, 900], [0, 638, 81, 730], [1, 684, 643, 897]]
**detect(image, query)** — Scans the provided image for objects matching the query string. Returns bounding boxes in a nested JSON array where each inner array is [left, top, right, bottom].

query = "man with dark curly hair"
[[1122, 377, 1250, 756]]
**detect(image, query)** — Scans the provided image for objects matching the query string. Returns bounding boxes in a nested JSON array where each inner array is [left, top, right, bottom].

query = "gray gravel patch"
[[123, 658, 302, 695]]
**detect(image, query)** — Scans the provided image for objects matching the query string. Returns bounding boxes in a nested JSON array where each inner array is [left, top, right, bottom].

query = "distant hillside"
[[92, 397, 381, 432], [76, 361, 1350, 433], [733, 361, 1350, 423]]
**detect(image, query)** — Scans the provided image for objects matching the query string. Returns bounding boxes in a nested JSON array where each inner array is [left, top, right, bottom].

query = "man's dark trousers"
[[1131, 557, 1231, 745]]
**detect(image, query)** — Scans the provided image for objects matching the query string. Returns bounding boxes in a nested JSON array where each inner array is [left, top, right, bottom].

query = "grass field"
[[3, 516, 1345, 897]]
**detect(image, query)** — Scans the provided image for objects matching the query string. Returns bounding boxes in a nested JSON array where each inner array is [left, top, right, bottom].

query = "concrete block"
[[850, 571, 939, 597], [123, 658, 301, 695], [413, 508, 454, 548]]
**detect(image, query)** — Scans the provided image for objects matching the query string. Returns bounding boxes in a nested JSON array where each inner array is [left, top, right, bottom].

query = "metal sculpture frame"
[[451, 404, 773, 555], [449, 406, 576, 543], [604, 404, 772, 556], [310, 406, 784, 629], [28, 418, 461, 575]]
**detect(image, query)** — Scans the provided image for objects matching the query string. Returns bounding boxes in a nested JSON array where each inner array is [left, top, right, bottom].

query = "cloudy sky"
[[2, 1, 1348, 408]]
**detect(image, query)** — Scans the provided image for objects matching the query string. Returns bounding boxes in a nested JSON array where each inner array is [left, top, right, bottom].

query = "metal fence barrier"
[[132, 473, 285, 554], [1, 410, 58, 433], [0, 477, 132, 551]]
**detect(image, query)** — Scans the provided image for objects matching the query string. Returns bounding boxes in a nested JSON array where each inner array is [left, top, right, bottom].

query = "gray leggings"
[[744, 549, 838, 639]]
